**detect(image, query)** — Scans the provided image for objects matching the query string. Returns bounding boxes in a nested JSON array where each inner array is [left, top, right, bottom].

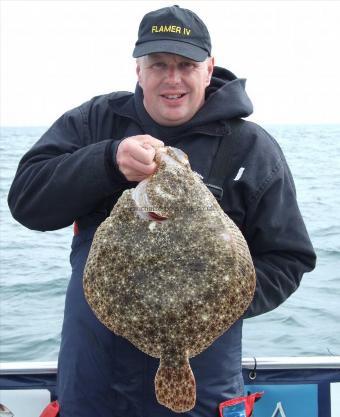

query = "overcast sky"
[[1, 0, 340, 126]]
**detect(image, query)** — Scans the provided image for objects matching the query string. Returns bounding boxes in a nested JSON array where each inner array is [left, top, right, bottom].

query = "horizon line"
[[1, 122, 340, 129]]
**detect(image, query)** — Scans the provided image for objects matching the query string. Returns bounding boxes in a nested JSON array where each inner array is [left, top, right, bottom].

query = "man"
[[8, 5, 316, 417]]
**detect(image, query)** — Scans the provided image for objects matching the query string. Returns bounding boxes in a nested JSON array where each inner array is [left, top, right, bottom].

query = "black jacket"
[[8, 66, 316, 318]]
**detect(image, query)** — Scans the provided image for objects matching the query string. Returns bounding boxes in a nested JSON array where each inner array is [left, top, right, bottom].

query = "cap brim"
[[133, 40, 209, 62]]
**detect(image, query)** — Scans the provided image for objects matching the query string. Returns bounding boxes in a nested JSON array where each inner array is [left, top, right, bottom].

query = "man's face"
[[136, 53, 214, 126]]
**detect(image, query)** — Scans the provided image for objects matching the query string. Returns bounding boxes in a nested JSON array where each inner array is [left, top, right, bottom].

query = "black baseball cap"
[[133, 5, 211, 62]]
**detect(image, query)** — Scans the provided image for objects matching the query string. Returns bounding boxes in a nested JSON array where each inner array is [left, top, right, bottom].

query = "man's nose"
[[165, 66, 181, 83]]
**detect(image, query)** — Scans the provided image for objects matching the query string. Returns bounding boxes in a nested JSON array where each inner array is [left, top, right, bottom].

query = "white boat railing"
[[242, 355, 340, 370], [0, 356, 339, 375]]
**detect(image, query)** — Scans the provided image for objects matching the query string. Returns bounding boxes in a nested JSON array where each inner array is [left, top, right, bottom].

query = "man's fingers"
[[129, 142, 156, 165], [116, 135, 164, 182], [118, 152, 158, 181], [120, 155, 157, 176], [136, 135, 164, 149]]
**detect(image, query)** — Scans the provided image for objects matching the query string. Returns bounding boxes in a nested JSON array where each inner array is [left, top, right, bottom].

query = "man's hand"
[[116, 135, 164, 182]]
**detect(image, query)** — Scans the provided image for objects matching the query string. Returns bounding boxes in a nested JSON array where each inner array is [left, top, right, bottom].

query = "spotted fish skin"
[[83, 147, 256, 413]]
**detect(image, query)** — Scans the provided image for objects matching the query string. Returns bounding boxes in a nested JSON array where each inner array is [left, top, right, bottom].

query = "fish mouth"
[[132, 180, 169, 222], [148, 212, 168, 221], [131, 147, 190, 222]]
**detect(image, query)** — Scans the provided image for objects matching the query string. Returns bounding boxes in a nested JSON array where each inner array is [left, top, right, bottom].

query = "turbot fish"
[[83, 146, 256, 413]]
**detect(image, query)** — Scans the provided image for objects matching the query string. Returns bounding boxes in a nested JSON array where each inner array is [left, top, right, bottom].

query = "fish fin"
[[155, 357, 196, 412]]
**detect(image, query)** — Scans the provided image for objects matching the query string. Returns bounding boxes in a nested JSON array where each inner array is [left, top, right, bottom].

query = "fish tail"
[[155, 355, 196, 412]]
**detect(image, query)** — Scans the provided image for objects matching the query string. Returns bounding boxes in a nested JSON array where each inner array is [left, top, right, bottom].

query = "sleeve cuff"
[[104, 139, 130, 191]]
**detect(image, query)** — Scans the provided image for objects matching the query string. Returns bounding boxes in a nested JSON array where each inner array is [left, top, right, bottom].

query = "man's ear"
[[136, 59, 143, 86], [206, 56, 215, 86]]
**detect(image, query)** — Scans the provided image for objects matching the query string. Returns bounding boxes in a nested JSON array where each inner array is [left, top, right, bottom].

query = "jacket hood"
[[200, 66, 253, 124], [108, 66, 253, 136]]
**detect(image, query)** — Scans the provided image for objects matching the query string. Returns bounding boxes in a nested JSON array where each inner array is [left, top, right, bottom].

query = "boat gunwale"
[[1, 356, 340, 375]]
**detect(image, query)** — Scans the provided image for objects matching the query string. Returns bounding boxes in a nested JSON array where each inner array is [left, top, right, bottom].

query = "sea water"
[[0, 124, 339, 362]]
